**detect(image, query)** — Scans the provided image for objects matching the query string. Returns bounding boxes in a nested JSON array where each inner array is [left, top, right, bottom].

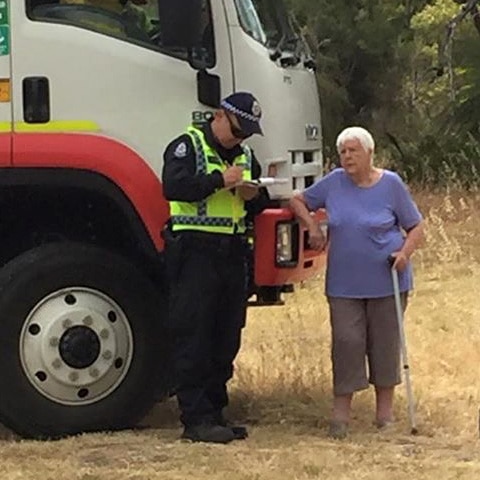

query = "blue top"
[[303, 169, 423, 298]]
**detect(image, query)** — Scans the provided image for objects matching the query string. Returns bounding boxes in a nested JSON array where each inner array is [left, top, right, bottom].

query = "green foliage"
[[287, 0, 480, 187]]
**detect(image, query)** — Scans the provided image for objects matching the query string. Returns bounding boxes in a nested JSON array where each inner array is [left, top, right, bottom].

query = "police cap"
[[220, 92, 263, 136]]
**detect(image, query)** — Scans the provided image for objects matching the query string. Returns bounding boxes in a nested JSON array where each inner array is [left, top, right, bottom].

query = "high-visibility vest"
[[169, 126, 252, 234]]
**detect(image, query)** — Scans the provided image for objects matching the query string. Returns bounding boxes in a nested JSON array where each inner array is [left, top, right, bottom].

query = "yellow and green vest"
[[169, 126, 252, 234]]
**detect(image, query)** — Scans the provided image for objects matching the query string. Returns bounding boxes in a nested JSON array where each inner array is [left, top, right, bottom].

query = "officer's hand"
[[223, 166, 244, 188], [236, 184, 259, 201]]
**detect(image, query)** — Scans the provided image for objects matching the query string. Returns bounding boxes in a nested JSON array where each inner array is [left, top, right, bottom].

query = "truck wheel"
[[0, 242, 167, 439]]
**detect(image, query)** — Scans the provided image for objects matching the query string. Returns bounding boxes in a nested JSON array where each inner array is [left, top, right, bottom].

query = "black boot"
[[215, 414, 248, 440], [181, 421, 235, 444]]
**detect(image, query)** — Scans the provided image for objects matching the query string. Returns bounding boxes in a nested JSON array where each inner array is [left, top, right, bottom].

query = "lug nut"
[[83, 315, 93, 326], [52, 359, 62, 369], [89, 368, 99, 378], [100, 329, 109, 339], [102, 350, 113, 360], [69, 372, 79, 382], [62, 319, 73, 329], [49, 337, 59, 347]]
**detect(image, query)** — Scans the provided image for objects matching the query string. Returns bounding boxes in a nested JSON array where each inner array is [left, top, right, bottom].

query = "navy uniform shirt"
[[162, 122, 269, 218]]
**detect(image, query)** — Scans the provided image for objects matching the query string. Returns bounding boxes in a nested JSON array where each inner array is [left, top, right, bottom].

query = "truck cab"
[[0, 0, 325, 438]]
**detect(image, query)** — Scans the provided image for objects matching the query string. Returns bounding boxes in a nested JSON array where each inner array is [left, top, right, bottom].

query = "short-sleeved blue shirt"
[[303, 169, 423, 298]]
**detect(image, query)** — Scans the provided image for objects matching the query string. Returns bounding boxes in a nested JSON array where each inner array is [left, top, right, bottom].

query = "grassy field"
[[1, 191, 479, 479]]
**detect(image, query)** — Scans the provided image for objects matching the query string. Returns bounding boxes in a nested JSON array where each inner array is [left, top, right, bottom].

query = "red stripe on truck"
[[13, 132, 169, 250], [0, 132, 12, 166]]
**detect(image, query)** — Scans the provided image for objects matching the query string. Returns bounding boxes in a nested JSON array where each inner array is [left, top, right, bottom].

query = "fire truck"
[[0, 0, 324, 438]]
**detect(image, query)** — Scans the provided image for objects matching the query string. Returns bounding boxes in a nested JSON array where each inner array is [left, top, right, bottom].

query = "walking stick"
[[390, 257, 419, 435]]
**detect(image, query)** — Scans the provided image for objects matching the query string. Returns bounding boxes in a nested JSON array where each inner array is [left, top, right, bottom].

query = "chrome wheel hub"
[[20, 288, 133, 405]]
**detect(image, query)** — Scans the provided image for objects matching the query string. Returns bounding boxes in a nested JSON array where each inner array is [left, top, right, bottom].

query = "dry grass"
[[1, 191, 479, 479]]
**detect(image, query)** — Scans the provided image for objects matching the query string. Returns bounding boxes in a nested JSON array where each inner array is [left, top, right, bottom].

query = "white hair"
[[336, 127, 375, 154]]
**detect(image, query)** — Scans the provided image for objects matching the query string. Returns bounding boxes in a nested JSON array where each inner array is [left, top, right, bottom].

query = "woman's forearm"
[[401, 220, 425, 258], [289, 195, 316, 229]]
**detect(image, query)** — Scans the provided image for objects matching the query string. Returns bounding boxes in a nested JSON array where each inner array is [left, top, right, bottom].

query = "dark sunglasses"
[[224, 111, 251, 140]]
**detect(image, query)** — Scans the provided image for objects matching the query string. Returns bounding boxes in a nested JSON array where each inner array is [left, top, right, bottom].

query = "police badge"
[[174, 142, 187, 158], [251, 101, 262, 118]]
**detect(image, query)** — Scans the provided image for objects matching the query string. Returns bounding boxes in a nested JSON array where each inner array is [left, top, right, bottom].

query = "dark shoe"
[[327, 420, 348, 440], [215, 414, 248, 440], [181, 422, 235, 444], [374, 418, 395, 430], [224, 422, 248, 440]]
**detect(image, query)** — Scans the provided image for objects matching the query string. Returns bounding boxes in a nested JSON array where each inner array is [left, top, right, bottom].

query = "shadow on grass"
[[141, 387, 382, 431], [0, 423, 19, 441], [0, 387, 384, 440]]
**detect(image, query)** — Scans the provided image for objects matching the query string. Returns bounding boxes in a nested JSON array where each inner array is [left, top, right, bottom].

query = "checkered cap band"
[[221, 100, 261, 123]]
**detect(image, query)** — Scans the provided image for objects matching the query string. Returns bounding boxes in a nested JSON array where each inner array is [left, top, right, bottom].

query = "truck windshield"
[[234, 0, 294, 51], [234, 0, 267, 45]]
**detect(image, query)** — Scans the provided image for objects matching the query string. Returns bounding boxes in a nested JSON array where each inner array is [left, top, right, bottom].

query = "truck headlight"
[[276, 222, 298, 266]]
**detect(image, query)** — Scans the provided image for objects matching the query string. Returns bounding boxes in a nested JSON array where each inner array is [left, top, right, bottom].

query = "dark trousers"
[[165, 231, 248, 427]]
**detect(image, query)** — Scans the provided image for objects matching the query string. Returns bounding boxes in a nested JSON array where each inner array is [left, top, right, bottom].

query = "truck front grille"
[[291, 149, 323, 191]]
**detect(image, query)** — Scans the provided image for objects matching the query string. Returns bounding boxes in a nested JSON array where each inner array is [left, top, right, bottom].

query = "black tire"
[[0, 242, 168, 439]]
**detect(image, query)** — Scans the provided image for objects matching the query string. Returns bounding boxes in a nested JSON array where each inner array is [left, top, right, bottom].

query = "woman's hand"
[[390, 251, 409, 271], [289, 194, 326, 251], [308, 226, 327, 251], [391, 220, 425, 271]]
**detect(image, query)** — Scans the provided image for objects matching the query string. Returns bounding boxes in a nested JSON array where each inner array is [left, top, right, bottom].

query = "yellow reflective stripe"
[[0, 121, 11, 132], [0, 121, 100, 133], [15, 121, 100, 132], [0, 120, 100, 133]]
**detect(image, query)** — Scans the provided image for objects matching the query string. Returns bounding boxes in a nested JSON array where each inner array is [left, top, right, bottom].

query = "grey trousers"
[[327, 294, 408, 396]]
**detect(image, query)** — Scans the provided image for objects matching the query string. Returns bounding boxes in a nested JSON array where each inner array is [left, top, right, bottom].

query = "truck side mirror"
[[197, 70, 220, 108], [158, 0, 203, 48]]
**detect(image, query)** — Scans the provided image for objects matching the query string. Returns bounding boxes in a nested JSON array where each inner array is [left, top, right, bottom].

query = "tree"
[[287, 0, 480, 186]]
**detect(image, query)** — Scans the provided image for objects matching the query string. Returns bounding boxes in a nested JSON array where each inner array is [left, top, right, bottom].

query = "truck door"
[[9, 0, 233, 175], [0, 0, 11, 166]]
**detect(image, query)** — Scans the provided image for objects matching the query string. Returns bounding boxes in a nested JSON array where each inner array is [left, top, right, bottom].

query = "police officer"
[[162, 92, 267, 444]]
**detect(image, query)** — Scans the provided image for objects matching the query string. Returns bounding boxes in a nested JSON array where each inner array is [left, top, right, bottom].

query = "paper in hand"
[[235, 177, 289, 187]]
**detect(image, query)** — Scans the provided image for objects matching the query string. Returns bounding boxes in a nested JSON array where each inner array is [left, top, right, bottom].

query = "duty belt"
[[179, 230, 247, 253]]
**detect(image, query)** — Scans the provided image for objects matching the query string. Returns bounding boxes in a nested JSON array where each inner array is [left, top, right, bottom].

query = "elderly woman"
[[289, 126, 424, 439]]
